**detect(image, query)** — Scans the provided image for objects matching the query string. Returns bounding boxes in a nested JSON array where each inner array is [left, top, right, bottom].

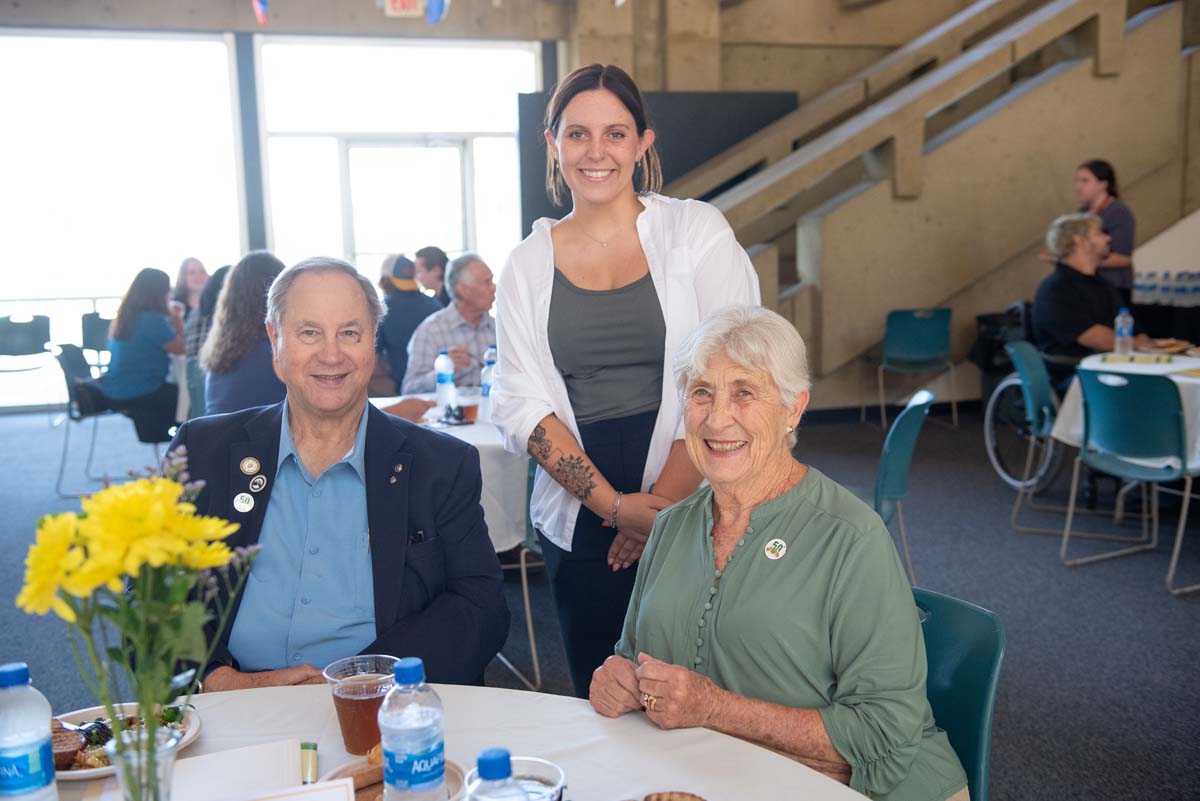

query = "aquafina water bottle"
[[1114, 307, 1135, 355], [0, 663, 58, 801], [434, 350, 456, 412], [466, 749, 533, 800], [378, 657, 444, 801]]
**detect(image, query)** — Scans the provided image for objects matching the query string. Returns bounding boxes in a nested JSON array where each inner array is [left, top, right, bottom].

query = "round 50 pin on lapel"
[[233, 492, 255, 514]]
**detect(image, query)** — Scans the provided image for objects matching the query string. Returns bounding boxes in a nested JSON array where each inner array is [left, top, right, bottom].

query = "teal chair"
[[1064, 371, 1199, 595], [913, 588, 1005, 801], [496, 459, 545, 689], [1005, 342, 1145, 541], [862, 308, 957, 429], [874, 389, 935, 584]]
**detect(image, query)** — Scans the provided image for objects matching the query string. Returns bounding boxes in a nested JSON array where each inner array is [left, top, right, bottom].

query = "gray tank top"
[[547, 269, 666, 425]]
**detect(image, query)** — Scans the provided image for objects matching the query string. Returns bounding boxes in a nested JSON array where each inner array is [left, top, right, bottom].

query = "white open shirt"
[[492, 192, 761, 551]]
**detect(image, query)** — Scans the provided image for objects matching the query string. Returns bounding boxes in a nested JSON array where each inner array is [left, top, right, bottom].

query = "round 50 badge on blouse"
[[233, 492, 255, 514], [764, 538, 787, 560], [240, 457, 260, 476]]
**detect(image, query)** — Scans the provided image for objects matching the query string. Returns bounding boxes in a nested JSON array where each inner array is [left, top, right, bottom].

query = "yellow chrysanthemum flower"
[[16, 513, 84, 622], [182, 541, 234, 570]]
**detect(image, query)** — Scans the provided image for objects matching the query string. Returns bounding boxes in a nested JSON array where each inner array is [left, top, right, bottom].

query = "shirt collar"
[[278, 399, 371, 484], [445, 302, 494, 332]]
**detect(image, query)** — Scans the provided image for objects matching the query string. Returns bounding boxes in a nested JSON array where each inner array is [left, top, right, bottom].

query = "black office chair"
[[81, 312, 113, 373], [0, 315, 53, 372], [53, 344, 114, 497]]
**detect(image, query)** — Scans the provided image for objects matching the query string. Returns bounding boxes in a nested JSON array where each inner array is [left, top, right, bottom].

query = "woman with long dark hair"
[[98, 267, 185, 440], [200, 251, 287, 415], [492, 64, 760, 696], [172, 257, 209, 316], [1074, 158, 1135, 303]]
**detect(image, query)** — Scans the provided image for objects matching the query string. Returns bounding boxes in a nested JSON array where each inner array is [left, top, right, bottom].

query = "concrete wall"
[[799, 4, 1184, 383], [720, 0, 976, 47], [1134, 207, 1200, 271], [1186, 48, 1200, 215]]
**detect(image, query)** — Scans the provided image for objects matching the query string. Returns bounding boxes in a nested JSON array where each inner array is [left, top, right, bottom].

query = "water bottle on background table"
[[1134, 271, 1155, 305], [1159, 271, 1173, 305], [434, 350, 456, 412], [479, 347, 496, 424], [378, 657, 444, 801], [466, 749, 533, 801], [1114, 307, 1135, 355], [0, 663, 58, 801], [1173, 271, 1190, 307]]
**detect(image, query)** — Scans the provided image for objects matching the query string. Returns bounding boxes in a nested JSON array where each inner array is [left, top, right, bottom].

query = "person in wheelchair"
[[1032, 212, 1147, 391]]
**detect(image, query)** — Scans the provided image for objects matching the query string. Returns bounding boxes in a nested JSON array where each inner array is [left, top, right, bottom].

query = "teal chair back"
[[913, 588, 1005, 801], [882, 309, 951, 366], [875, 390, 934, 525], [81, 312, 112, 353], [1077, 371, 1186, 472], [0, 315, 51, 356], [1004, 341, 1056, 437]]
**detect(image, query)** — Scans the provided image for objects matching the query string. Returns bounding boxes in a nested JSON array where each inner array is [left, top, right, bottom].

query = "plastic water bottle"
[[434, 350, 456, 412], [1190, 273, 1200, 308], [479, 359, 495, 424], [1114, 308, 1135, 355], [0, 663, 58, 801], [1139, 271, 1158, 306], [483, 343, 498, 367], [1173, 271, 1190, 306], [1160, 271, 1174, 305], [378, 658, 444, 801], [466, 749, 533, 801]]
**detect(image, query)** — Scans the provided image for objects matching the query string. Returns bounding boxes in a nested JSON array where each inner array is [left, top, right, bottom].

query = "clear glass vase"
[[104, 727, 181, 801]]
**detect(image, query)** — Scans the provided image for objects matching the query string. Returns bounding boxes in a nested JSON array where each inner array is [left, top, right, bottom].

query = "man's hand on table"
[[588, 655, 643, 718], [203, 664, 326, 692]]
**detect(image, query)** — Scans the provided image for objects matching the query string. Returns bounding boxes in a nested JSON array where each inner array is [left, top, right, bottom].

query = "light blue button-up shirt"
[[228, 402, 376, 672]]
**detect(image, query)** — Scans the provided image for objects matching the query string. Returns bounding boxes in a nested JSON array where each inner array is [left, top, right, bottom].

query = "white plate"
[[54, 703, 202, 782]]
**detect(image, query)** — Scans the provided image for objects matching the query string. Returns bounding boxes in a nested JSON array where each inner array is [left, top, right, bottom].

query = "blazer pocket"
[[401, 538, 447, 611]]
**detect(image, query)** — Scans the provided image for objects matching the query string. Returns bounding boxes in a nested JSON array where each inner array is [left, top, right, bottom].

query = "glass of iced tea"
[[323, 654, 400, 755]]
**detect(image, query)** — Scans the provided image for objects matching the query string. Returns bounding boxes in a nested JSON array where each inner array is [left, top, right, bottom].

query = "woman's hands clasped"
[[588, 652, 723, 731], [605, 492, 670, 570]]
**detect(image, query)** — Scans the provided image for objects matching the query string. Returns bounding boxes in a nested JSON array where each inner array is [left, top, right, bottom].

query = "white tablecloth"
[[62, 684, 867, 801], [370, 396, 528, 552], [1050, 354, 1200, 468]]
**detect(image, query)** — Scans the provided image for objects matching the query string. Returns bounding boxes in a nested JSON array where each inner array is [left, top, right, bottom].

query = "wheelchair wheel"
[[984, 374, 1062, 492]]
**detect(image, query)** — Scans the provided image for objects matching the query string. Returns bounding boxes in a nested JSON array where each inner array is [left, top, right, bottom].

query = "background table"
[[1050, 354, 1200, 467], [63, 684, 868, 801], [370, 396, 529, 552]]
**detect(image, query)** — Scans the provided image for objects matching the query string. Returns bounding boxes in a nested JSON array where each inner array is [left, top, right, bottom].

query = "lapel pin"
[[394, 464, 403, 473], [233, 492, 255, 514], [240, 457, 261, 476], [764, 538, 787, 560], [249, 475, 267, 493], [389, 476, 398, 485]]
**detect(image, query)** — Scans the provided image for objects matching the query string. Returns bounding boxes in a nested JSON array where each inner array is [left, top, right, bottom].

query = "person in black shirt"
[[1074, 159, 1135, 303], [1033, 213, 1148, 386]]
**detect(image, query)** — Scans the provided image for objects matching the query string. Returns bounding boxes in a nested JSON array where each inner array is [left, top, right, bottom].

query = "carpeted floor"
[[2, 407, 1197, 800]]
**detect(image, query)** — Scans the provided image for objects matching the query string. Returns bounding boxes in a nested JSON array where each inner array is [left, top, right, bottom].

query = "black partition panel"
[[517, 91, 798, 236]]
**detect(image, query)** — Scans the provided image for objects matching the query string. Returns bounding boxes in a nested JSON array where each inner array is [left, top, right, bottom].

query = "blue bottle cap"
[[1119, 307, 1130, 314], [0, 663, 31, 689], [393, 657, 425, 685], [476, 748, 512, 781], [438, 349, 449, 355]]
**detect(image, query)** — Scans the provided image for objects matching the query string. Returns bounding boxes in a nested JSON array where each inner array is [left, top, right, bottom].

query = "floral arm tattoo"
[[528, 423, 598, 501]]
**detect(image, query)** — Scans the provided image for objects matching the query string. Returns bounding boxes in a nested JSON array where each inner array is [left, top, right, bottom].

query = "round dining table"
[[370, 395, 529, 553], [1050, 353, 1200, 468], [60, 684, 868, 801]]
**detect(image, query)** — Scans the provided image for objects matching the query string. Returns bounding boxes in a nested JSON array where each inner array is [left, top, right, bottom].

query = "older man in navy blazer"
[[170, 257, 509, 691]]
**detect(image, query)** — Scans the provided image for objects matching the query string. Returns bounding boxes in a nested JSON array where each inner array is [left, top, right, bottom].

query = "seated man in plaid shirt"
[[402, 253, 496, 394]]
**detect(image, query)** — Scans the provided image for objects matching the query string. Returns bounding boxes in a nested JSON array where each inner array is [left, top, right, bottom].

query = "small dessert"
[[50, 720, 84, 771]]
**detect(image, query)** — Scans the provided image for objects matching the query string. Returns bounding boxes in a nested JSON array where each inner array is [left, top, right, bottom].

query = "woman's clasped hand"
[[590, 653, 723, 730]]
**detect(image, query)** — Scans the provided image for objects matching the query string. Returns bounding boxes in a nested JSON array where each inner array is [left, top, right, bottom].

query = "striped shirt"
[[402, 303, 496, 393]]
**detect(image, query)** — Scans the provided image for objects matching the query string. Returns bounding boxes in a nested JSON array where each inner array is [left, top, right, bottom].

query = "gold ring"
[[642, 692, 658, 711]]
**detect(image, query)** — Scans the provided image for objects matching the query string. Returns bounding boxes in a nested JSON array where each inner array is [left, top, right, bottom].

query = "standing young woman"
[[1074, 159, 1136, 304], [492, 64, 760, 696]]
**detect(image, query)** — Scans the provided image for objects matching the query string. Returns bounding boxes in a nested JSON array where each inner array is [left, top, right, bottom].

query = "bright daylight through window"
[[0, 32, 241, 408], [258, 38, 537, 275]]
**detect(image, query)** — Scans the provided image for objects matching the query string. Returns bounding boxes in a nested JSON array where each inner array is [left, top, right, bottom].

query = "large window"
[[0, 31, 243, 407], [258, 37, 538, 275]]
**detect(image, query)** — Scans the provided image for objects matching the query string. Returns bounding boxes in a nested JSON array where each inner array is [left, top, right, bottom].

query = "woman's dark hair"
[[200, 251, 285, 374], [543, 63, 663, 207], [1078, 159, 1119, 198], [199, 265, 232, 318], [111, 268, 171, 341]]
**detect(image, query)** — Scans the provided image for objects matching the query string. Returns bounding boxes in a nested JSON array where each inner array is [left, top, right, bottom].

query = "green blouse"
[[616, 467, 967, 801]]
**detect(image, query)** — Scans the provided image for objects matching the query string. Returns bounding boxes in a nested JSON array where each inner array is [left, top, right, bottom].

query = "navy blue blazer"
[[169, 400, 509, 685]]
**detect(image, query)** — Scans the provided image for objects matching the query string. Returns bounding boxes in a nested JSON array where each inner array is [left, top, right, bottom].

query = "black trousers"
[[88, 380, 179, 443], [538, 408, 656, 698]]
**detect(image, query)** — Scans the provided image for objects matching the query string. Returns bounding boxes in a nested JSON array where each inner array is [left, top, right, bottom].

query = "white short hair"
[[673, 305, 811, 444], [267, 257, 384, 332]]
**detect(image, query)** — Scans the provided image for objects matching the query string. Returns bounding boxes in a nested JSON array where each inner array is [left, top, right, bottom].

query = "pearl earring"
[[786, 425, 795, 433]]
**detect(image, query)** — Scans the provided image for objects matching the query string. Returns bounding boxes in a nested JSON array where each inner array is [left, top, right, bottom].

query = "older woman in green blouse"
[[589, 306, 969, 801]]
